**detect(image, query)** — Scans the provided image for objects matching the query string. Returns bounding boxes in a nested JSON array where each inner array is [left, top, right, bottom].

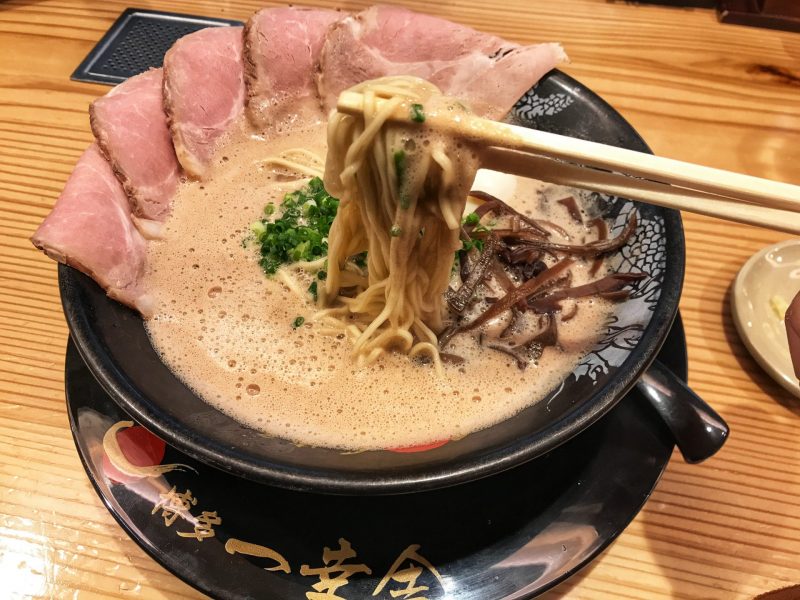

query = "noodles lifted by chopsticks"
[[318, 76, 480, 372]]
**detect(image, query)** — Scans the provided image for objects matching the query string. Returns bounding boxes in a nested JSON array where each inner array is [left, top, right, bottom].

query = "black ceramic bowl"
[[60, 70, 684, 495]]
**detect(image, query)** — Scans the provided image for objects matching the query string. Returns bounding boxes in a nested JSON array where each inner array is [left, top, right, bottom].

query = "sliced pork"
[[90, 68, 180, 221], [34, 6, 569, 318], [163, 26, 246, 179], [31, 144, 151, 314], [453, 44, 568, 119], [318, 6, 566, 119], [243, 7, 342, 129]]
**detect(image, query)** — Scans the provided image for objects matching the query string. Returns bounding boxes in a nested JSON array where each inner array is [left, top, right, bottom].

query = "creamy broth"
[[143, 120, 613, 450]]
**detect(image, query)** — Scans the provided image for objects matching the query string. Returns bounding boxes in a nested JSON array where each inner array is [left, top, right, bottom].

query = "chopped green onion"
[[394, 151, 406, 180], [394, 150, 409, 209], [459, 213, 491, 253], [463, 212, 480, 226], [410, 103, 425, 123], [461, 238, 485, 253], [250, 177, 339, 275], [292, 316, 305, 328], [308, 281, 318, 302], [390, 225, 402, 237], [394, 150, 406, 186], [250, 221, 266, 236]]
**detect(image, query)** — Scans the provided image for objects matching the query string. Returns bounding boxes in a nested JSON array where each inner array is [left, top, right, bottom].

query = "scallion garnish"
[[463, 212, 480, 226], [250, 177, 339, 275], [394, 150, 409, 209]]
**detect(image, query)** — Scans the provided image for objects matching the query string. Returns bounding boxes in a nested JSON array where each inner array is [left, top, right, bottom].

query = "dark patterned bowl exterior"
[[59, 70, 685, 494]]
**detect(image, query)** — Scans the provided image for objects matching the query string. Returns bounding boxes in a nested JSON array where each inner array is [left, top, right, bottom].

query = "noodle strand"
[[319, 77, 480, 373]]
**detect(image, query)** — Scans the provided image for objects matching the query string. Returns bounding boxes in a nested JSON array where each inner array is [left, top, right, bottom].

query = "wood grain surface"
[[1, 0, 799, 598]]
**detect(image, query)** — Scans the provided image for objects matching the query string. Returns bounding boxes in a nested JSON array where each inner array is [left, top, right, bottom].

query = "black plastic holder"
[[71, 8, 243, 86]]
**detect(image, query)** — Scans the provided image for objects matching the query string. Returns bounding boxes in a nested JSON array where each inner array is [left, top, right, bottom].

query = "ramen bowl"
[[59, 70, 684, 495]]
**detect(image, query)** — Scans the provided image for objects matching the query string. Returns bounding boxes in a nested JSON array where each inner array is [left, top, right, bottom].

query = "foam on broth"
[[143, 120, 613, 450]]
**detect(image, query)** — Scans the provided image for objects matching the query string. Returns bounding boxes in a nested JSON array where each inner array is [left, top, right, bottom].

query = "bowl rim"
[[59, 69, 685, 495]]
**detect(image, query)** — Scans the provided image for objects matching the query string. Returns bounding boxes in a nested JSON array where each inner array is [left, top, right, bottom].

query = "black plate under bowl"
[[66, 313, 682, 599], [59, 70, 685, 494]]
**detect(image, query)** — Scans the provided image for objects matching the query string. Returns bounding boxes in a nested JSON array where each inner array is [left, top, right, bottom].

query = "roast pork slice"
[[163, 26, 246, 179], [30, 144, 152, 315], [318, 6, 566, 118], [356, 5, 508, 61], [90, 68, 180, 221], [440, 43, 568, 120], [244, 6, 342, 130]]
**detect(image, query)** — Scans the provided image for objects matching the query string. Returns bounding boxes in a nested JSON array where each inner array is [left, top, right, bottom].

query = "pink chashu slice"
[[318, 5, 567, 119], [90, 68, 180, 222], [163, 26, 246, 179], [243, 6, 342, 130], [30, 144, 152, 315]]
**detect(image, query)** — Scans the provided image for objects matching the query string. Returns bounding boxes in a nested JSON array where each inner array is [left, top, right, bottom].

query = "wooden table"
[[2, 1, 799, 598]]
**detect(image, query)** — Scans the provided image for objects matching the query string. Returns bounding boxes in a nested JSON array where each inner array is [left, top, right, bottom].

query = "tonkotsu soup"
[[143, 110, 628, 451]]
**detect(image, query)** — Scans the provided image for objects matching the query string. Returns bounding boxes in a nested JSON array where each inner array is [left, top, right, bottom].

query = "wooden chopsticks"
[[337, 91, 800, 235]]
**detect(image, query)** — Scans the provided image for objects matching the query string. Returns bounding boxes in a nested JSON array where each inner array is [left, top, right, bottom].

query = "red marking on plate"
[[102, 424, 167, 485], [388, 440, 449, 453]]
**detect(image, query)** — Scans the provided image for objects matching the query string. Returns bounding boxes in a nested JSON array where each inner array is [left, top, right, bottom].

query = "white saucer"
[[732, 239, 800, 398]]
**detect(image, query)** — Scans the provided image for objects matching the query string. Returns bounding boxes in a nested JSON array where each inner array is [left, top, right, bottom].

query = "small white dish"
[[732, 239, 800, 398]]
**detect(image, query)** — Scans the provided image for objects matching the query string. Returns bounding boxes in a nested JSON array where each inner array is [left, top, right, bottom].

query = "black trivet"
[[71, 8, 243, 85]]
